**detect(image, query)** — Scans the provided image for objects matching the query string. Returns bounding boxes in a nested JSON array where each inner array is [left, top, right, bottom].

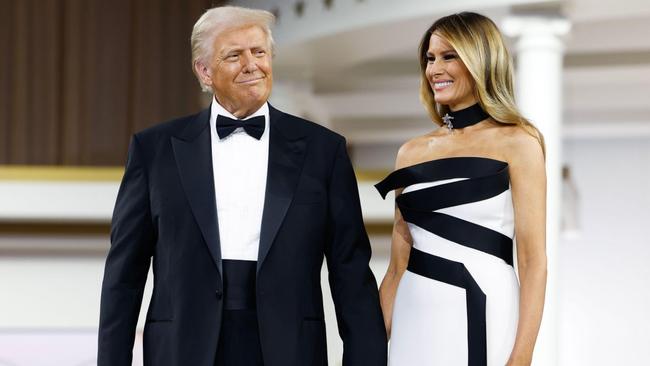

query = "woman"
[[375, 12, 547, 366]]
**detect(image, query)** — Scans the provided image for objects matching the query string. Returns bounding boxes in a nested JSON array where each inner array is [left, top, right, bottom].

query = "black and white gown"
[[376, 157, 518, 366]]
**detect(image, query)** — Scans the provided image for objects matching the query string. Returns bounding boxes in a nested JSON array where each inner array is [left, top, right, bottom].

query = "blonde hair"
[[191, 6, 276, 92], [418, 12, 545, 154]]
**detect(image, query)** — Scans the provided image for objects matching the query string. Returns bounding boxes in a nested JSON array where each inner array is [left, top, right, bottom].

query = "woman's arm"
[[379, 200, 412, 338], [506, 130, 548, 366], [379, 142, 417, 338]]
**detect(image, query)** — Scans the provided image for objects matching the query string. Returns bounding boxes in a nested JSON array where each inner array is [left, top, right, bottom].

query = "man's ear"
[[194, 60, 212, 87]]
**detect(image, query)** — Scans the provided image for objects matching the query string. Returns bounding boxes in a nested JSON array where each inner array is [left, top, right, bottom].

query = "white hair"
[[191, 6, 276, 92]]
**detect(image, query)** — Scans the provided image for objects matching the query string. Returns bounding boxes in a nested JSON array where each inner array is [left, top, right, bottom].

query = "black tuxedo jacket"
[[98, 105, 387, 366]]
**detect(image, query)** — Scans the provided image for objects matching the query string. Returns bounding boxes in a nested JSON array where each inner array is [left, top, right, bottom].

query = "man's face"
[[200, 25, 273, 118]]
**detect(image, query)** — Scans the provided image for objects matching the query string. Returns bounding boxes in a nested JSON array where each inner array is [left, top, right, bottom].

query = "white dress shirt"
[[209, 98, 270, 261]]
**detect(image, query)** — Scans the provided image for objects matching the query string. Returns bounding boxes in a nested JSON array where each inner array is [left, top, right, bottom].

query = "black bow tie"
[[216, 114, 265, 140]]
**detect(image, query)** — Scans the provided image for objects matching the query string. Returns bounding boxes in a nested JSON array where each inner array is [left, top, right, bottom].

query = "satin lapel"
[[171, 108, 222, 277], [257, 107, 307, 273]]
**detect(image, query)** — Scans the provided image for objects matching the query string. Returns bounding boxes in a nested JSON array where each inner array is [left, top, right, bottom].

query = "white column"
[[502, 15, 570, 366]]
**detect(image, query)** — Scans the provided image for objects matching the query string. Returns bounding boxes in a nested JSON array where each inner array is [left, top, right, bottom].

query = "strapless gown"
[[376, 157, 519, 366]]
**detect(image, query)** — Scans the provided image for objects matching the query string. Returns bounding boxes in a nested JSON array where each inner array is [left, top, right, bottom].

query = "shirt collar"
[[210, 96, 269, 123]]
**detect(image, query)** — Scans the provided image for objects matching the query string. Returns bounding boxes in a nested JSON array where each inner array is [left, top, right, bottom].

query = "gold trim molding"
[[0, 222, 110, 235], [355, 170, 390, 182], [0, 166, 388, 183], [0, 166, 124, 181]]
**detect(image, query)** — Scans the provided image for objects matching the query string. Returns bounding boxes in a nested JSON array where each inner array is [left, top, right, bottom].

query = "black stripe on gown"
[[375, 157, 512, 265], [375, 157, 513, 366], [408, 248, 487, 366]]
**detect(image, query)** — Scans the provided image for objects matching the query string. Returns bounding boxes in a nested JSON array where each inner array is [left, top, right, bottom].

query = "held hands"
[[379, 275, 397, 340], [383, 308, 392, 340]]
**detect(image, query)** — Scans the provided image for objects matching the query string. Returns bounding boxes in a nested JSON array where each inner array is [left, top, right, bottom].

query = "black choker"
[[441, 103, 490, 131]]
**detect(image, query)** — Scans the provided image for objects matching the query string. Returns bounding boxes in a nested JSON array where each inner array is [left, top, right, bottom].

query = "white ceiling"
[[264, 0, 650, 141]]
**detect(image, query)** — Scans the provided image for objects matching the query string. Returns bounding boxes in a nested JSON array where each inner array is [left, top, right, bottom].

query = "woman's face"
[[425, 33, 477, 111]]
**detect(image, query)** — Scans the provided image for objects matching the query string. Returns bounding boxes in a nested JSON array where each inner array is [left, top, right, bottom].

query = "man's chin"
[[233, 96, 268, 114], [243, 90, 270, 102]]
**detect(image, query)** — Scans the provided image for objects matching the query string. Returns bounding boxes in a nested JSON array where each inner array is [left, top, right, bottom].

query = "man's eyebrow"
[[220, 46, 243, 55], [220, 44, 268, 55]]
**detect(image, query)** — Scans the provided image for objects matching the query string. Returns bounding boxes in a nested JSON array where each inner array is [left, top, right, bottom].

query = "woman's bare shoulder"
[[395, 132, 437, 169], [498, 125, 545, 167]]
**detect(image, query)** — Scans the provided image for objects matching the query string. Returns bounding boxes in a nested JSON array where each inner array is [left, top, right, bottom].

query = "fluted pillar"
[[502, 15, 571, 366]]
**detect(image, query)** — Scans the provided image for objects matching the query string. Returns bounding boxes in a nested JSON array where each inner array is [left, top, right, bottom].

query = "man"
[[98, 6, 387, 366]]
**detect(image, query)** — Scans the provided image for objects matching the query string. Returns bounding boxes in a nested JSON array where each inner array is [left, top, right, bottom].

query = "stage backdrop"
[[0, 0, 219, 166]]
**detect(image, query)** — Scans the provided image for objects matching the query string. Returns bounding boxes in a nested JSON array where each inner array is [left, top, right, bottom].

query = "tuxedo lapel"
[[257, 106, 307, 273], [171, 108, 223, 277]]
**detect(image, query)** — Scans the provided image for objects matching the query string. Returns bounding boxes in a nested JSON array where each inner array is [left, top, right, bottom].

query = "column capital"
[[502, 15, 571, 53], [502, 15, 571, 38]]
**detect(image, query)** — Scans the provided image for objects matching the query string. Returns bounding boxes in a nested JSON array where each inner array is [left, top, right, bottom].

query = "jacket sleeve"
[[325, 137, 388, 366], [98, 135, 155, 365]]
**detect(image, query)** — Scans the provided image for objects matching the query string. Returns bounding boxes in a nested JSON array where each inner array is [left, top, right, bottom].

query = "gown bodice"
[[375, 156, 515, 266]]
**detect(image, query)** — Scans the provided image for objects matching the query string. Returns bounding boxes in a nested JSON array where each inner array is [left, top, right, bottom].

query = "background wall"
[[0, 0, 214, 165], [558, 138, 650, 365]]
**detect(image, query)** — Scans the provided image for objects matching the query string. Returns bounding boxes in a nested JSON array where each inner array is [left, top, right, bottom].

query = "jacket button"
[[215, 290, 223, 299]]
